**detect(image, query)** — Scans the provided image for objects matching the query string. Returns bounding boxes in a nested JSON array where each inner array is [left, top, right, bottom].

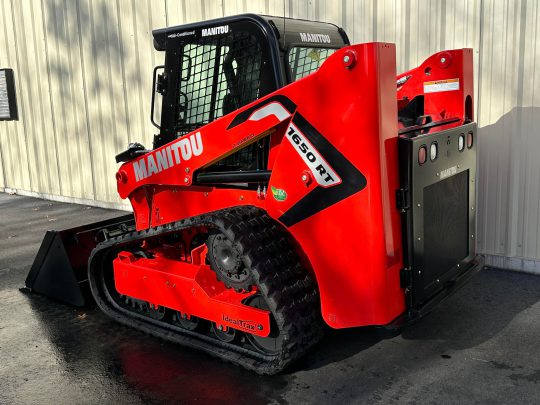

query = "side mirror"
[[150, 65, 165, 130]]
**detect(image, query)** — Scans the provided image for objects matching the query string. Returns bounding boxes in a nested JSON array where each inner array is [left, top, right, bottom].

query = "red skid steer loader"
[[25, 14, 483, 374]]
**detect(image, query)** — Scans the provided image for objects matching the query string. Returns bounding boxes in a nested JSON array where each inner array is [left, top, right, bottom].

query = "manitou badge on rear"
[[26, 13, 484, 375]]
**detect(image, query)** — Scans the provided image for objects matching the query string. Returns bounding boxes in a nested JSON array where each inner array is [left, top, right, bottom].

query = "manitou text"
[[133, 132, 203, 181]]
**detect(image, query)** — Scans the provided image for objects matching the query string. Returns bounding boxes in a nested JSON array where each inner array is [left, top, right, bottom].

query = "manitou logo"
[[440, 165, 458, 180], [299, 32, 331, 43], [202, 25, 229, 36], [133, 132, 203, 181]]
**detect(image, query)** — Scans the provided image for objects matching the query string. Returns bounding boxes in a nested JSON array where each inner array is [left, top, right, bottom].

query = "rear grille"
[[423, 170, 469, 286]]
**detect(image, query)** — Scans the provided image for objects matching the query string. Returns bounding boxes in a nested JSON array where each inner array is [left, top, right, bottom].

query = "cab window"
[[287, 47, 337, 82]]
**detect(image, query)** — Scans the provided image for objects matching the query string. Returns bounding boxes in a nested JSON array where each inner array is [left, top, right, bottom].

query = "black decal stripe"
[[227, 95, 297, 130], [278, 114, 367, 227]]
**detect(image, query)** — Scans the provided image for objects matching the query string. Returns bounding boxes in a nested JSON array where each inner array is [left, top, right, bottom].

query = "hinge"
[[400, 267, 412, 289], [156, 73, 168, 95], [396, 188, 409, 212], [152, 134, 163, 149]]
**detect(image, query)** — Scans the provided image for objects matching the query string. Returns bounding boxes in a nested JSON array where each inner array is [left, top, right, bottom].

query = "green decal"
[[271, 186, 287, 201]]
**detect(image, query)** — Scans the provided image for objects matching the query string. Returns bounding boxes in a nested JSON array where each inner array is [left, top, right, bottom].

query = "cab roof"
[[152, 13, 349, 51]]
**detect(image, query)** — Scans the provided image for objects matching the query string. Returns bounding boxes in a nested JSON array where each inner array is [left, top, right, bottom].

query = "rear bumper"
[[387, 254, 485, 329]]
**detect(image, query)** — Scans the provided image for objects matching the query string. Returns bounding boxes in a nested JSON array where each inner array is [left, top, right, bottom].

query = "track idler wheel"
[[147, 303, 166, 320], [212, 324, 237, 343], [172, 312, 202, 331], [244, 294, 284, 354], [121, 295, 165, 321]]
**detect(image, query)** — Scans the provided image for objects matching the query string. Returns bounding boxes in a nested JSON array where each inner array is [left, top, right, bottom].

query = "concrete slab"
[[1, 193, 539, 404]]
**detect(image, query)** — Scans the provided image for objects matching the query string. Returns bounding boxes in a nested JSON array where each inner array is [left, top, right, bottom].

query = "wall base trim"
[[484, 254, 540, 275], [2, 187, 131, 212]]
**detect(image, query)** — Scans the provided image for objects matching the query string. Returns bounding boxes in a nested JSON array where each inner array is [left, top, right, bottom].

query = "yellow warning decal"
[[423, 78, 460, 93]]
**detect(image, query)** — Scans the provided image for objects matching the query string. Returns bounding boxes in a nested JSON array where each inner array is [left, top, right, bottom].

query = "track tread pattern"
[[88, 206, 323, 374]]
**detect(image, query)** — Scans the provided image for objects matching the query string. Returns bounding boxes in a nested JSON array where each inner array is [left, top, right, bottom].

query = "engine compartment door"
[[398, 122, 478, 308]]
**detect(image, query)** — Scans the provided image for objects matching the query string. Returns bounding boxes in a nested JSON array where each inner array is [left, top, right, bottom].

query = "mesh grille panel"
[[423, 170, 469, 283], [288, 47, 336, 81], [175, 32, 262, 170], [177, 33, 261, 136]]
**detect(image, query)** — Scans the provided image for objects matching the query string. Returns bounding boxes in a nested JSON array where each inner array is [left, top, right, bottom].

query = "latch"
[[396, 188, 409, 212], [400, 267, 412, 289]]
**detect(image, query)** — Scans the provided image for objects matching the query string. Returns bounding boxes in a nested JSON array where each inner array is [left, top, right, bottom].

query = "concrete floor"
[[1, 193, 539, 405]]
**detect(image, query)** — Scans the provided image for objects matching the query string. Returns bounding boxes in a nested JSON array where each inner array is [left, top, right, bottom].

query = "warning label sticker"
[[424, 78, 460, 93]]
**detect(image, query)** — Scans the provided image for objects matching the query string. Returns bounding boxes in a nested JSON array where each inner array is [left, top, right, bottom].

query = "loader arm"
[[116, 96, 296, 200]]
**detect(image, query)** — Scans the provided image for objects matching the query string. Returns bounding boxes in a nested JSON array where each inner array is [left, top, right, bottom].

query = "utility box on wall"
[[0, 68, 18, 121]]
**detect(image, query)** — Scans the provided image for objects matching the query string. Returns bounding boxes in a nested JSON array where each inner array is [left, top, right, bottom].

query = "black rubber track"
[[88, 206, 324, 374]]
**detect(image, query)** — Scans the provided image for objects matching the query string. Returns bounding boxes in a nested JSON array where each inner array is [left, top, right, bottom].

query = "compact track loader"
[[25, 14, 484, 374]]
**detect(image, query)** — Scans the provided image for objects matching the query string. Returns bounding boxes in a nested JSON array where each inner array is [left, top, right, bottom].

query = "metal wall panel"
[[0, 0, 539, 269], [475, 0, 540, 271]]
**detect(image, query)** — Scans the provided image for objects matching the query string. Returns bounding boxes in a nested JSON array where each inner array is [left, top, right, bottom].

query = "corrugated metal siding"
[[0, 0, 539, 266], [476, 0, 540, 269]]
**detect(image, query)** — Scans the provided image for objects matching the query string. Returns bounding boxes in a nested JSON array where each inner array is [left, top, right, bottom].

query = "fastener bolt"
[[184, 177, 189, 183], [185, 167, 190, 173], [258, 324, 263, 331], [343, 55, 350, 63], [218, 325, 223, 331], [441, 57, 446, 63]]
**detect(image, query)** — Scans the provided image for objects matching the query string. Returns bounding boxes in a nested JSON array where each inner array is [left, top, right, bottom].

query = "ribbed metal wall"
[[0, 0, 539, 270]]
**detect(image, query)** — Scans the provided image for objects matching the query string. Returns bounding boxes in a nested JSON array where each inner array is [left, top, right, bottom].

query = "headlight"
[[458, 134, 465, 151], [430, 142, 438, 161]]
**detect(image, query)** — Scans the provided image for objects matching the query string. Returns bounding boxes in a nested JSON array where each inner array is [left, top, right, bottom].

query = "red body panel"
[[115, 43, 473, 329], [397, 48, 474, 127]]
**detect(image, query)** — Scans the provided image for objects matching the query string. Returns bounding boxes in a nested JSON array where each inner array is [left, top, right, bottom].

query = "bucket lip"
[[24, 214, 135, 307]]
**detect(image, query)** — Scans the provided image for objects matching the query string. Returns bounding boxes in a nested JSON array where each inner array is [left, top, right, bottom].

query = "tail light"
[[418, 145, 427, 165], [467, 131, 474, 148]]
